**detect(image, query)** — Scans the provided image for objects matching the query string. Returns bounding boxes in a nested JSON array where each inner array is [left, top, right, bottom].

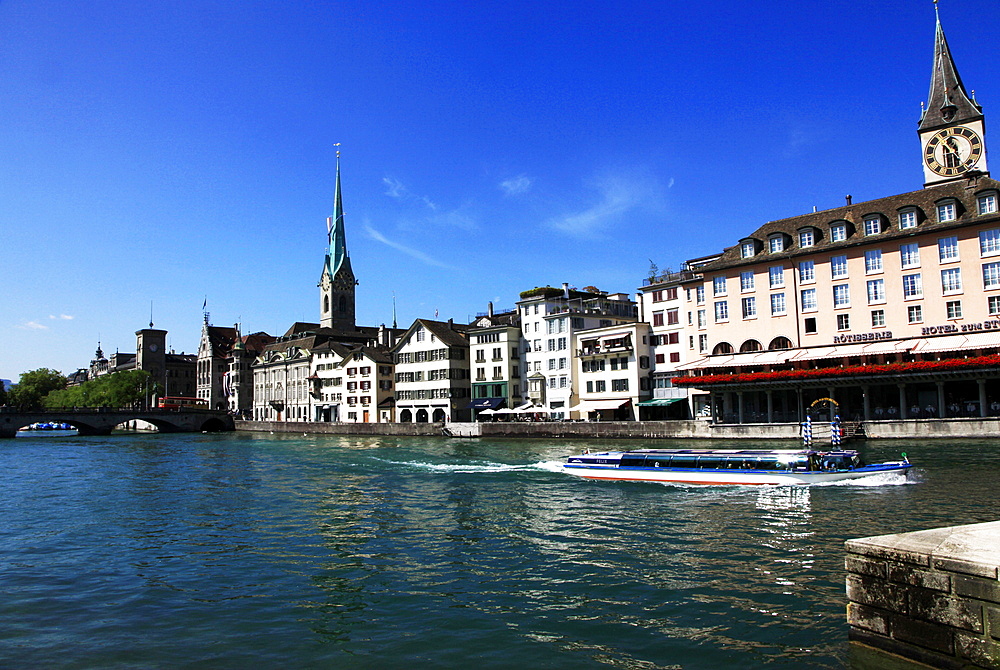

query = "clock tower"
[[318, 153, 357, 330], [919, 7, 988, 187]]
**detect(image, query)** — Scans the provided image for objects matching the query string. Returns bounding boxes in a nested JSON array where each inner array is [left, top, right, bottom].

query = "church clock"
[[923, 126, 984, 177]]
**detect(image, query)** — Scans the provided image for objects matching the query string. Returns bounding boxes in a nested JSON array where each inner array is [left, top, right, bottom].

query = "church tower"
[[318, 153, 357, 330], [919, 5, 988, 187]]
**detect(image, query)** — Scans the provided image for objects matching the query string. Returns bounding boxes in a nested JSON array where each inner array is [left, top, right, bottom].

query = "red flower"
[[671, 354, 1000, 386]]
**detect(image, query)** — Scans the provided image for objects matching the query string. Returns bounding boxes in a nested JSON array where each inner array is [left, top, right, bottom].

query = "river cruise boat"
[[562, 448, 911, 486]]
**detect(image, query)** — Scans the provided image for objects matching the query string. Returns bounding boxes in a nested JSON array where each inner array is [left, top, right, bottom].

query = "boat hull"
[[561, 463, 912, 486]]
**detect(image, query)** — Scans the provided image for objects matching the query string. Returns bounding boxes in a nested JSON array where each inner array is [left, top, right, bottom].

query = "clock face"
[[924, 126, 984, 177], [149, 344, 158, 352]]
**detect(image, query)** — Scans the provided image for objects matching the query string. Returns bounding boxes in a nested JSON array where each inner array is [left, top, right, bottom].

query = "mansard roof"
[[702, 175, 1000, 272]]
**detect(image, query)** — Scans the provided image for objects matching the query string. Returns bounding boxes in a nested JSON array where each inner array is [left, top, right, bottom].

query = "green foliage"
[[43, 370, 159, 409], [8, 368, 67, 409]]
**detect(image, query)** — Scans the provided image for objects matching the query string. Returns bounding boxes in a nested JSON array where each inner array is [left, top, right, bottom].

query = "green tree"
[[9, 368, 66, 409], [43, 370, 157, 409]]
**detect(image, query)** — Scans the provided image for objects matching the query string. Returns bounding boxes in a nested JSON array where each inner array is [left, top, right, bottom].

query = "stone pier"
[[846, 521, 1000, 669]]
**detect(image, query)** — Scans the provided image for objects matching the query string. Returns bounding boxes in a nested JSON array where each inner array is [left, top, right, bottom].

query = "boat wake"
[[373, 458, 544, 474], [811, 471, 916, 487]]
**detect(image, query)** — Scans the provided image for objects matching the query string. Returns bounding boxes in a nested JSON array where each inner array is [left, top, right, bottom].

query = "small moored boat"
[[562, 448, 911, 486]]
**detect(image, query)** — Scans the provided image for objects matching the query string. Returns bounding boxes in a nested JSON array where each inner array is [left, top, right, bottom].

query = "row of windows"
[[718, 230, 1000, 296], [584, 379, 630, 393], [739, 194, 999, 259], [713, 264, 999, 321]]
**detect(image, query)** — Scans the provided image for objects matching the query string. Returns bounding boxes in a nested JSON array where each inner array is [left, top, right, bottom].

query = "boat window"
[[671, 455, 697, 468], [620, 455, 647, 467]]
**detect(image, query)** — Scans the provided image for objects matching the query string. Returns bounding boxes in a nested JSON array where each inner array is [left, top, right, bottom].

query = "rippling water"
[[1, 432, 997, 668]]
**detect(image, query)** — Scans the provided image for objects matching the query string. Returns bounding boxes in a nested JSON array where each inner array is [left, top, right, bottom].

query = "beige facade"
[[393, 319, 472, 423], [572, 322, 652, 421]]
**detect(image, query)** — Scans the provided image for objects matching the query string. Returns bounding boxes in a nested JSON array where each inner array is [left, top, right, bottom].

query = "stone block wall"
[[845, 521, 1000, 669]]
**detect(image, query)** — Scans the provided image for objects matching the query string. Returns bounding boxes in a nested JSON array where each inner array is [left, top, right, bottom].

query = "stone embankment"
[[238, 418, 1000, 440], [846, 521, 1000, 669]]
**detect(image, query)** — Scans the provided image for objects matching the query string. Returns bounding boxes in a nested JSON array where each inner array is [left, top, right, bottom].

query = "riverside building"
[[517, 284, 638, 420], [672, 12, 1000, 425], [392, 319, 472, 423]]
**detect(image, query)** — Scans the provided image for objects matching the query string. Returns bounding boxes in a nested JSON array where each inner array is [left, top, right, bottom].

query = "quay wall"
[[236, 418, 1000, 440], [846, 521, 1000, 669]]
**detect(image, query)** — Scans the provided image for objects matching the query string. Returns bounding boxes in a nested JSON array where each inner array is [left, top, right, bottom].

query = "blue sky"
[[3, 0, 999, 381]]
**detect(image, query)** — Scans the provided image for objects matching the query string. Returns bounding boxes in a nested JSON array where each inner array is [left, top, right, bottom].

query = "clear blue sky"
[[3, 0, 999, 381]]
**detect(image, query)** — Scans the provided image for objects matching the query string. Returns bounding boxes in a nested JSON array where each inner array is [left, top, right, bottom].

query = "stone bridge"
[[0, 408, 235, 438]]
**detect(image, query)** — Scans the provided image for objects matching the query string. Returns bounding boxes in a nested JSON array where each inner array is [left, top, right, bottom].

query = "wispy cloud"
[[49, 314, 74, 320], [383, 177, 437, 210], [364, 225, 457, 270], [547, 173, 661, 238], [19, 321, 48, 330], [499, 175, 532, 196]]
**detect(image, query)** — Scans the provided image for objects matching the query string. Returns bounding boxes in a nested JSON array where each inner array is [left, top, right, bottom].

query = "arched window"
[[432, 408, 447, 422], [712, 342, 733, 355], [399, 409, 412, 423], [740, 340, 762, 353], [768, 336, 793, 350], [416, 409, 429, 423], [324, 295, 330, 314]]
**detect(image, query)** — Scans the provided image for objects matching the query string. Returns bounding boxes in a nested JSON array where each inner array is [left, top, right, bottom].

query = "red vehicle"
[[157, 396, 209, 410]]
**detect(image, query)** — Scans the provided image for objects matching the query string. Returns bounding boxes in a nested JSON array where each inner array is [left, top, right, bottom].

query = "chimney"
[[488, 302, 494, 318], [562, 282, 570, 299], [846, 195, 853, 205]]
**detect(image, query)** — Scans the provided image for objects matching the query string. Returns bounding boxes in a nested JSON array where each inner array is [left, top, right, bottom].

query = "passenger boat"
[[562, 448, 912, 486]]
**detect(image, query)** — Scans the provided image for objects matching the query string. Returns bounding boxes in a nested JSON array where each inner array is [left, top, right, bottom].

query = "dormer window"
[[740, 239, 757, 259], [768, 234, 785, 253], [798, 229, 815, 248], [978, 191, 998, 215], [899, 208, 918, 230], [863, 216, 883, 236], [830, 222, 848, 242], [938, 200, 958, 222]]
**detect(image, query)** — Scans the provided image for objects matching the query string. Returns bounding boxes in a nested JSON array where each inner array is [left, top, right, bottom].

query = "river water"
[[1, 431, 997, 669]]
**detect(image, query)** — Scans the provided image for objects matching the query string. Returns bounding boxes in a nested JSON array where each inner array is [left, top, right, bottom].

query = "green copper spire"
[[323, 152, 348, 279]]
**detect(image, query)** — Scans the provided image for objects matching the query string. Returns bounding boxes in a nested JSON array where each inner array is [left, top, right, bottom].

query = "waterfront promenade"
[[238, 417, 1000, 440]]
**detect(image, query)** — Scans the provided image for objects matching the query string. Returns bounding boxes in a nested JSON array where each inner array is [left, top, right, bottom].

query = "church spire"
[[318, 146, 357, 330], [919, 4, 982, 132], [322, 150, 349, 280]]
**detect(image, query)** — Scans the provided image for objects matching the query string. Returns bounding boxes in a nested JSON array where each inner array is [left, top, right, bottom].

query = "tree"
[[43, 370, 157, 409], [8, 368, 66, 409]]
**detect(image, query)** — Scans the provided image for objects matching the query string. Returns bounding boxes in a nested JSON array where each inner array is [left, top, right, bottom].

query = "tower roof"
[[322, 155, 349, 279], [919, 9, 982, 132]]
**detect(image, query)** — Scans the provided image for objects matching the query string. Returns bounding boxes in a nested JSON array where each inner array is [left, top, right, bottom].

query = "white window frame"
[[978, 193, 998, 215], [830, 255, 848, 279], [864, 249, 883, 274], [938, 201, 957, 222], [769, 266, 784, 288], [903, 274, 923, 299], [908, 305, 923, 324], [714, 300, 729, 322], [989, 295, 1000, 316], [741, 240, 756, 258], [941, 267, 963, 294], [830, 224, 847, 242], [836, 313, 850, 331], [798, 229, 815, 248], [740, 271, 755, 292], [833, 284, 850, 308], [938, 236, 959, 263], [798, 260, 815, 284], [863, 217, 882, 236], [741, 296, 757, 319], [768, 235, 785, 253], [946, 300, 963, 320], [899, 209, 918, 230], [770, 292, 786, 315], [984, 262, 1000, 289], [900, 242, 921, 269], [713, 276, 727, 296], [980, 229, 1000, 257], [871, 309, 885, 327], [866, 279, 886, 304], [801, 288, 817, 312]]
